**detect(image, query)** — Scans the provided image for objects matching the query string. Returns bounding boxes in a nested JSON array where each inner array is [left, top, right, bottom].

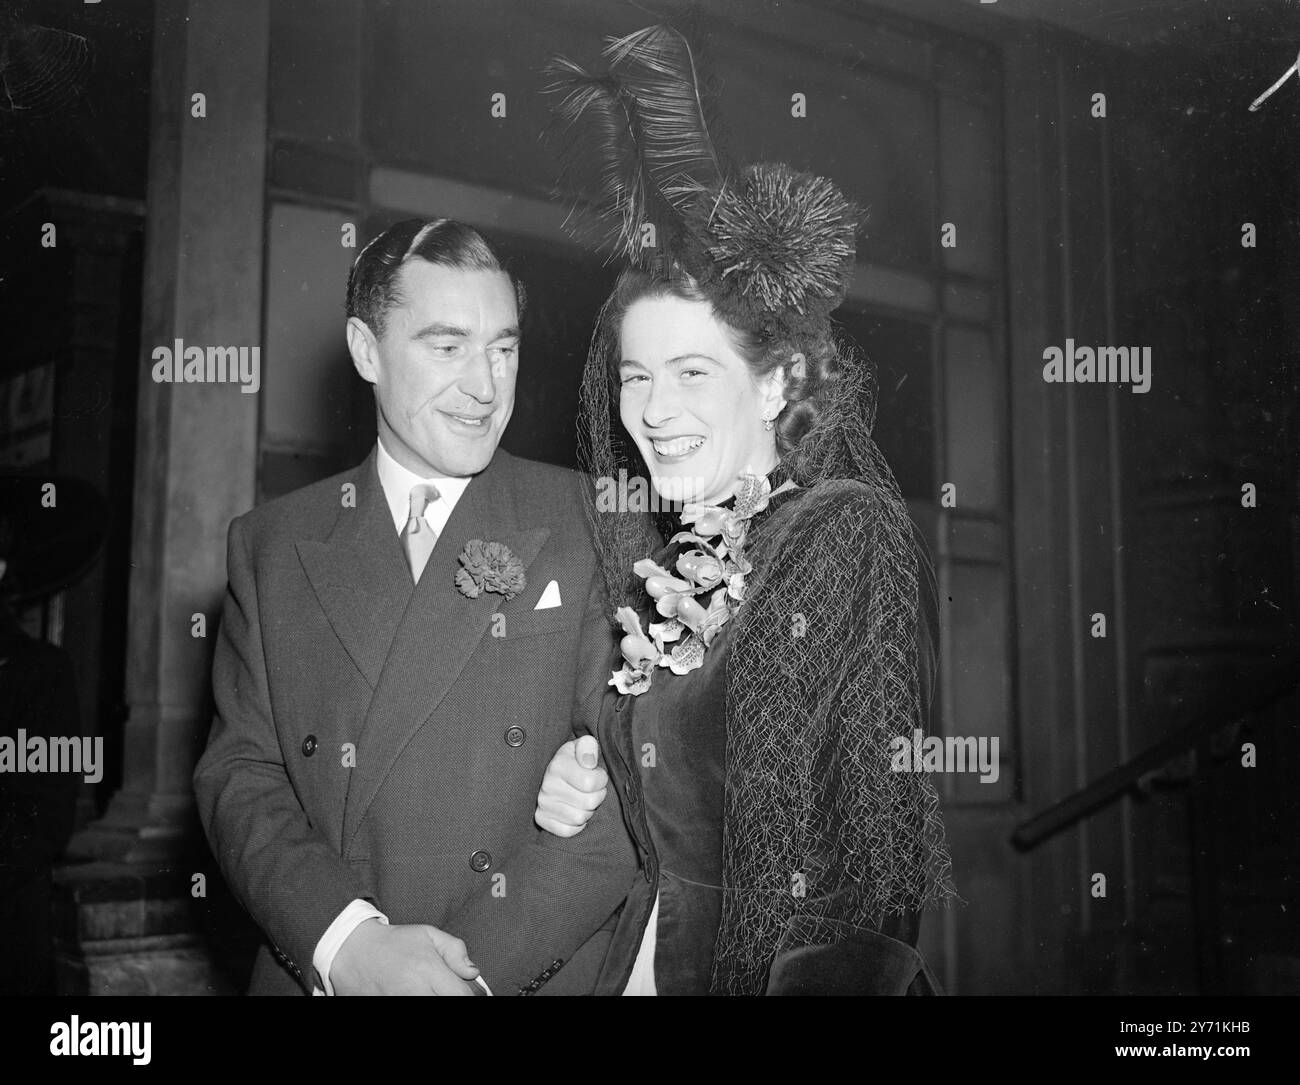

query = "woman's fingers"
[[547, 738, 608, 788], [552, 751, 608, 795], [535, 814, 582, 837], [538, 786, 607, 820], [534, 737, 610, 836], [540, 765, 607, 809], [535, 794, 604, 835], [574, 734, 600, 769]]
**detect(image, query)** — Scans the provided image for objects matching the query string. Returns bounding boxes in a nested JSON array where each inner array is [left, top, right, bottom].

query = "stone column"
[[57, 0, 269, 994]]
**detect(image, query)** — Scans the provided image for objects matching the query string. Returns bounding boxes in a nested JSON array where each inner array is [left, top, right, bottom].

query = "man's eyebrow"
[[412, 321, 470, 339], [410, 323, 521, 341]]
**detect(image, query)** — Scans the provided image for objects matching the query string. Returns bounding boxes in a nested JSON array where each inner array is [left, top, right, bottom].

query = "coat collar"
[[295, 448, 411, 689]]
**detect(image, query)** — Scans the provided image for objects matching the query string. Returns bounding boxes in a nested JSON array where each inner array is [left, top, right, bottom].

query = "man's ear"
[[346, 316, 381, 385]]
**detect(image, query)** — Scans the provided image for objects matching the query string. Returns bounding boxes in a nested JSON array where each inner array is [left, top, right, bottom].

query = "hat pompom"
[[689, 163, 860, 338]]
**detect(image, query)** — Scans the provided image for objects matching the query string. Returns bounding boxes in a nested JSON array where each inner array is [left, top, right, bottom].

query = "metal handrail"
[[1011, 644, 1300, 851]]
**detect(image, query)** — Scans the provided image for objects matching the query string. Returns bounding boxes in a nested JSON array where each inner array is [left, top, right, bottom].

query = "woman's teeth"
[[651, 436, 704, 457]]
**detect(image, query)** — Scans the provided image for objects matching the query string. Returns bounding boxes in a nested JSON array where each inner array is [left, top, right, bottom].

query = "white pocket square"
[[533, 580, 562, 610]]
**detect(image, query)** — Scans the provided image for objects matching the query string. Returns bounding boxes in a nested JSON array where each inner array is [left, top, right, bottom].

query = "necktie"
[[401, 482, 441, 583]]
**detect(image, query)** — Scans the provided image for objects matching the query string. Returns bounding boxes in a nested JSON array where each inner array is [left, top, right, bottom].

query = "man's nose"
[[459, 347, 496, 404]]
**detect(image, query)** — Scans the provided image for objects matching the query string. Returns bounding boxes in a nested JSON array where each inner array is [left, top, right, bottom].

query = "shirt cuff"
[[312, 899, 389, 995]]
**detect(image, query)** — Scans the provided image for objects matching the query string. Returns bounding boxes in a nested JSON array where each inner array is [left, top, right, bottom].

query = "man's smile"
[[440, 409, 494, 433]]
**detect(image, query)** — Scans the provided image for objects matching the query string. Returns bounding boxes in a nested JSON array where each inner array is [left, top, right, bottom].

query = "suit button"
[[470, 850, 492, 872], [301, 735, 317, 757], [504, 725, 526, 747]]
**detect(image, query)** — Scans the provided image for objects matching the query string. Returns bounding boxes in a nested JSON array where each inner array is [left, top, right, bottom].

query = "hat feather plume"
[[543, 23, 727, 268], [603, 24, 726, 214]]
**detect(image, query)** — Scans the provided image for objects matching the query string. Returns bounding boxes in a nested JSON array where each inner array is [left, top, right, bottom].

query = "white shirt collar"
[[375, 437, 472, 533]]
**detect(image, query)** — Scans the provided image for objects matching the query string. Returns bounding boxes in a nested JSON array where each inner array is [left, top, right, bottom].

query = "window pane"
[[944, 324, 1001, 510], [939, 94, 999, 278], [948, 562, 1013, 803]]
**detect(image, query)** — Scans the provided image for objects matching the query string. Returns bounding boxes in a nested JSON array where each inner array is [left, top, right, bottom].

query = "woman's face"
[[618, 295, 783, 506]]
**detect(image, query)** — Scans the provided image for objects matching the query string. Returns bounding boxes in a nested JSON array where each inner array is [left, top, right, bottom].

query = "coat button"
[[301, 735, 317, 757], [504, 726, 526, 747], [470, 850, 492, 872]]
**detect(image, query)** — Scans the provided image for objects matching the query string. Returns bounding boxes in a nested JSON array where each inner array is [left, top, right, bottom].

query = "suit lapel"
[[342, 451, 550, 853], [296, 450, 411, 689]]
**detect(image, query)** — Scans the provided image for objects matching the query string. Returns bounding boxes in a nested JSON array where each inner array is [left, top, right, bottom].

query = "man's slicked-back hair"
[[346, 218, 527, 337]]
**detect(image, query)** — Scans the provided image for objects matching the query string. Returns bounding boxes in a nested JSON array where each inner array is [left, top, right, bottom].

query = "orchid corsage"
[[610, 471, 777, 696]]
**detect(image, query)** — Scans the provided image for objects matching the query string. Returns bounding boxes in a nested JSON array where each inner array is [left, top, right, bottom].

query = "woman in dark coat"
[[534, 25, 957, 995], [538, 261, 954, 996]]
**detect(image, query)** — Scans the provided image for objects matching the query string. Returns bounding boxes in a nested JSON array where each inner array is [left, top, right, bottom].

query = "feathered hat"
[[544, 24, 861, 343]]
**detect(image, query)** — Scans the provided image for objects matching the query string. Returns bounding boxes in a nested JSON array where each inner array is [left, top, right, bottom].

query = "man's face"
[[349, 260, 519, 477]]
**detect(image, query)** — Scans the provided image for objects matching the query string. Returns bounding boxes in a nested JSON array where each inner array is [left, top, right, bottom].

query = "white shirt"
[[374, 435, 472, 536], [312, 437, 487, 995]]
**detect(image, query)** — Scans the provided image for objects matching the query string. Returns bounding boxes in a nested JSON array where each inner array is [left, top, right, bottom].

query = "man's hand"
[[534, 735, 608, 837], [330, 919, 483, 995]]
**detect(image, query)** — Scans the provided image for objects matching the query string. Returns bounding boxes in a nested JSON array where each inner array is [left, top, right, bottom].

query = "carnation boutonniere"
[[455, 539, 527, 601], [609, 471, 794, 696]]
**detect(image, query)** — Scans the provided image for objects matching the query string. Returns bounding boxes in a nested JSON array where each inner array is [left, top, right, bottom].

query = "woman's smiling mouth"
[[649, 435, 705, 461]]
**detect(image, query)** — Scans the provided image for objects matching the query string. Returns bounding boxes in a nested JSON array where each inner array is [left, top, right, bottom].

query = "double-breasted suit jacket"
[[194, 447, 638, 995]]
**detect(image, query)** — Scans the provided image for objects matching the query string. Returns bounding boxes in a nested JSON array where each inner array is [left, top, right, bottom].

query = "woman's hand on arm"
[[534, 735, 609, 837]]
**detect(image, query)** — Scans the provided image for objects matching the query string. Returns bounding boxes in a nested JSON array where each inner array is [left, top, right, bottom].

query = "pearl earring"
[[762, 415, 775, 431]]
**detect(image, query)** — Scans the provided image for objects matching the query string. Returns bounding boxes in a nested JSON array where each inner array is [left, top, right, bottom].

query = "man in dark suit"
[[194, 219, 635, 996]]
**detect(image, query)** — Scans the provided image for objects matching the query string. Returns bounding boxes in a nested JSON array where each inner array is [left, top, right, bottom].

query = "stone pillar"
[[57, 0, 268, 994]]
